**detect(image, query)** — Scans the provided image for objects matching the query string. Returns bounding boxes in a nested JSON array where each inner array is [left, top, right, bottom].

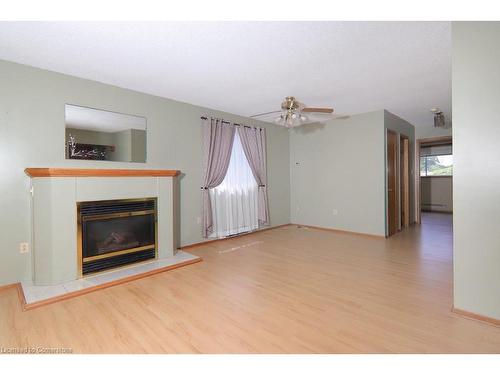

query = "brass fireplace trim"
[[81, 209, 156, 222], [82, 245, 156, 263], [77, 197, 158, 277]]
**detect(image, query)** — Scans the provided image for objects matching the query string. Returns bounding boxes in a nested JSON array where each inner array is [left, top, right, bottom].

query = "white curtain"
[[209, 131, 259, 238]]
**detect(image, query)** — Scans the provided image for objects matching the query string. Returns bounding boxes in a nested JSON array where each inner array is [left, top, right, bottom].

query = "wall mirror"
[[65, 104, 147, 163]]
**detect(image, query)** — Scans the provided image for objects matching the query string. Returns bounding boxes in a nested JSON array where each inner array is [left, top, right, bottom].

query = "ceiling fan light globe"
[[257, 96, 334, 128]]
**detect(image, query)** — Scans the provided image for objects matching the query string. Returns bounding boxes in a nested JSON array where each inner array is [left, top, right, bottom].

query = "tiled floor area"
[[21, 251, 200, 305]]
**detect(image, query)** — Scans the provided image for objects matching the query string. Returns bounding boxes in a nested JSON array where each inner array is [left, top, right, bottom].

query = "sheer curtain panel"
[[237, 126, 269, 225], [209, 131, 259, 237]]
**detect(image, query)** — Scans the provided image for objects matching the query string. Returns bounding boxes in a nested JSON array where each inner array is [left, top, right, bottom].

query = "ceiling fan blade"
[[250, 110, 282, 118], [300, 112, 350, 125], [302, 107, 334, 114]]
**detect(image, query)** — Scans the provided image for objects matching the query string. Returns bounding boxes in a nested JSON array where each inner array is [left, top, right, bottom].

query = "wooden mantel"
[[25, 168, 181, 178]]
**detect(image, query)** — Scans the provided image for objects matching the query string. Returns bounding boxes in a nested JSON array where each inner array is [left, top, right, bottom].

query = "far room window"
[[420, 143, 453, 176]]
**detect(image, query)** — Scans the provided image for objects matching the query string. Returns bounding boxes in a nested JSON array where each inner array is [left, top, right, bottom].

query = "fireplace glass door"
[[78, 198, 157, 275], [82, 213, 155, 258]]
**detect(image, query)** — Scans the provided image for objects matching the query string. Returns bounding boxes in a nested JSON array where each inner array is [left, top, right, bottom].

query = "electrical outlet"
[[19, 242, 29, 254], [332, 209, 338, 215], [196, 217, 201, 224]]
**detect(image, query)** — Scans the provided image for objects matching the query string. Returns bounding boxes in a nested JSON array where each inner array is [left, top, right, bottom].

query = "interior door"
[[387, 130, 398, 236], [401, 136, 410, 228]]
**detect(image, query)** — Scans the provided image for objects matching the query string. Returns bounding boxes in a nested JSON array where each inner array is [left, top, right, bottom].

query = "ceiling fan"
[[250, 96, 335, 128], [430, 107, 451, 128]]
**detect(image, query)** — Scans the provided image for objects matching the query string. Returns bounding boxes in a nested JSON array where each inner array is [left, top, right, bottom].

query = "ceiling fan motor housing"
[[281, 96, 302, 111], [434, 112, 446, 128]]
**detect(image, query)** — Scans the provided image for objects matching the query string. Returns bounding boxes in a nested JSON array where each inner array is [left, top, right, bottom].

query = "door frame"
[[386, 130, 398, 237], [415, 135, 452, 224], [400, 134, 410, 229]]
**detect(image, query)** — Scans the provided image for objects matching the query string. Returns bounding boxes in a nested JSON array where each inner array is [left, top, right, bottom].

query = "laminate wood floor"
[[1, 213, 499, 353]]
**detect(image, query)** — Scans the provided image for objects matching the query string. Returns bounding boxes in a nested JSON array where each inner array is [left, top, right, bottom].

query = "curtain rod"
[[200, 116, 261, 130]]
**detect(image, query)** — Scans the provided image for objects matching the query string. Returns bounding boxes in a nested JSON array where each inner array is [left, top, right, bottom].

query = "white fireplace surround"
[[26, 169, 179, 286]]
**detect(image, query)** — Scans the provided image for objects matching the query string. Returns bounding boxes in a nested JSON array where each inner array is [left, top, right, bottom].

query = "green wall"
[[289, 110, 415, 237], [0, 59, 291, 285], [289, 110, 387, 236]]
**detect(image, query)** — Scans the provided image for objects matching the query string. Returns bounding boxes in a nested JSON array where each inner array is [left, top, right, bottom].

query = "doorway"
[[387, 130, 398, 236], [400, 135, 410, 229], [387, 130, 412, 237], [415, 136, 453, 224]]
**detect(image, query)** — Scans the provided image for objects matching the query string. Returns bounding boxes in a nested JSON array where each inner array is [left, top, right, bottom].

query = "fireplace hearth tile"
[[20, 251, 200, 307]]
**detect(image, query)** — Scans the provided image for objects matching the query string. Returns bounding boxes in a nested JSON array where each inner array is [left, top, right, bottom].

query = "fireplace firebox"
[[77, 198, 157, 276]]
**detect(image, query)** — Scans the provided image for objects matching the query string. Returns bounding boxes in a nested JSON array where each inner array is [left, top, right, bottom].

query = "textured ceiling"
[[0, 21, 451, 127]]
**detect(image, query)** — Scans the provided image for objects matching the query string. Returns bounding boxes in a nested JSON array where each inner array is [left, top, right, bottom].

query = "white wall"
[[0, 59, 291, 285], [452, 22, 500, 320], [420, 177, 453, 212], [290, 110, 387, 236]]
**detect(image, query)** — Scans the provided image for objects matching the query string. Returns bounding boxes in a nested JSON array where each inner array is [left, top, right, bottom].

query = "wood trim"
[[401, 136, 410, 229], [419, 135, 452, 146], [24, 168, 180, 178], [16, 283, 27, 307], [179, 224, 292, 250], [291, 224, 386, 239], [416, 139, 421, 224], [0, 282, 19, 292], [387, 129, 398, 236], [18, 257, 202, 311], [452, 307, 500, 327]]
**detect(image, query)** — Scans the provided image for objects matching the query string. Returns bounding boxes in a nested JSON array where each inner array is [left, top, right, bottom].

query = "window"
[[420, 144, 453, 176], [209, 132, 258, 238]]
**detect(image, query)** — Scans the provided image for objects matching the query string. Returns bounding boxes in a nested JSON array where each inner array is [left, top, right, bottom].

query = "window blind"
[[420, 144, 452, 156]]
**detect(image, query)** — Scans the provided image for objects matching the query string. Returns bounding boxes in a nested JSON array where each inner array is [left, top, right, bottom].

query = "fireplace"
[[77, 198, 157, 276]]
